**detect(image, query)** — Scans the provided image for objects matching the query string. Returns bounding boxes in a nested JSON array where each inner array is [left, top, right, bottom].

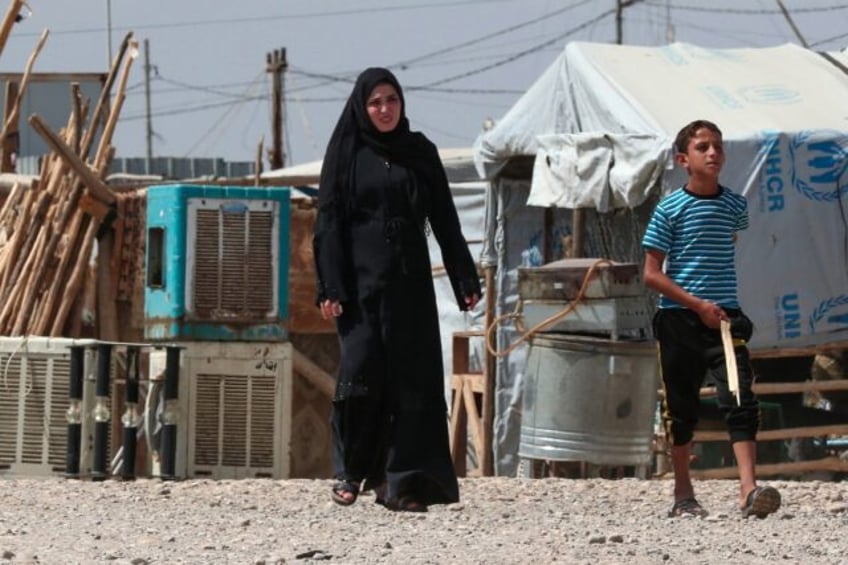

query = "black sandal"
[[392, 495, 427, 513], [331, 479, 360, 506], [668, 497, 708, 518]]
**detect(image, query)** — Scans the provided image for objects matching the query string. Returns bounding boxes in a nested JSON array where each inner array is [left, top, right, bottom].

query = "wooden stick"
[[0, 179, 22, 229], [1, 80, 18, 172], [28, 114, 115, 205], [720, 319, 740, 405], [32, 209, 85, 334], [93, 42, 138, 174], [51, 215, 99, 336], [79, 31, 133, 161], [0, 28, 48, 148], [0, 0, 25, 60]]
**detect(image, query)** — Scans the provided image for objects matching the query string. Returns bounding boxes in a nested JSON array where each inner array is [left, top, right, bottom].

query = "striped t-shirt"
[[641, 185, 749, 309]]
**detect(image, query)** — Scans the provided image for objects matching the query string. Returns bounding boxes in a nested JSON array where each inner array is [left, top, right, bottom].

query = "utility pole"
[[615, 0, 641, 45], [775, 0, 809, 48], [144, 38, 153, 163], [105, 0, 113, 67], [266, 47, 287, 170]]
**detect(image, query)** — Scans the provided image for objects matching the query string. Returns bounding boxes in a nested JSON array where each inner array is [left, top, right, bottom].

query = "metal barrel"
[[519, 333, 658, 466]]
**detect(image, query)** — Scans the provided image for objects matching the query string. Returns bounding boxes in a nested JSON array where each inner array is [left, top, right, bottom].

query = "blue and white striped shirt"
[[642, 186, 749, 309]]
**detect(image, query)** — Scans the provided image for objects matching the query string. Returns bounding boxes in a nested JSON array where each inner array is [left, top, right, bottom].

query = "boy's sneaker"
[[741, 485, 781, 519], [668, 497, 709, 518]]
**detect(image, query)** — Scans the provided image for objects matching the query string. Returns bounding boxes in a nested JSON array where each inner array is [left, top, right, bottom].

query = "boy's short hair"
[[674, 119, 722, 154]]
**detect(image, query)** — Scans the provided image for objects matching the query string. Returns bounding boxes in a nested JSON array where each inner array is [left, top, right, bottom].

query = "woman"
[[313, 67, 480, 512]]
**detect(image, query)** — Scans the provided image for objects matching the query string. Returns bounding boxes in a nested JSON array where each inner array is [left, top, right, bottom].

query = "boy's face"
[[675, 127, 724, 179]]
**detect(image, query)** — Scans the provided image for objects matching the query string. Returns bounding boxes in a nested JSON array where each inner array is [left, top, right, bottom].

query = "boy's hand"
[[696, 300, 728, 329]]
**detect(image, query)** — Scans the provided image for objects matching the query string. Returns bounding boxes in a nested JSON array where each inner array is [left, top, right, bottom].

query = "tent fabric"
[[475, 42, 848, 175], [261, 147, 481, 185], [473, 41, 848, 352], [473, 41, 848, 475]]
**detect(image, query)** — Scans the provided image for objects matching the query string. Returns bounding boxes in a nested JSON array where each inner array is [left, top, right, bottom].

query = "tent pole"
[[572, 208, 585, 258]]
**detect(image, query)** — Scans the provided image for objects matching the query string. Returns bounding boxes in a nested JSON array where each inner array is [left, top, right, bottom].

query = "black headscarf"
[[317, 67, 438, 214], [314, 67, 451, 304]]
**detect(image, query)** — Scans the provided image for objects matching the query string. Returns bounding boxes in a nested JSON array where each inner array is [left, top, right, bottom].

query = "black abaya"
[[319, 143, 478, 505]]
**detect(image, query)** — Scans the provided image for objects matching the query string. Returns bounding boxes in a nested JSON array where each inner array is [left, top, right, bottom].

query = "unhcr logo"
[[809, 295, 848, 334], [758, 130, 848, 211], [776, 293, 802, 339], [739, 85, 800, 105], [788, 130, 848, 203]]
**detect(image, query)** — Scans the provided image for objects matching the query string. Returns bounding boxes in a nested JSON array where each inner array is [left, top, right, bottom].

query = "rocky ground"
[[1, 476, 847, 564]]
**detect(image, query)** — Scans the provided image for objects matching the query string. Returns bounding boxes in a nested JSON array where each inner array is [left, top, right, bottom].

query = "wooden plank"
[[462, 379, 485, 463], [454, 374, 485, 393], [694, 424, 848, 443], [291, 347, 336, 399], [687, 456, 848, 480], [720, 319, 740, 405], [750, 341, 848, 359], [449, 377, 467, 477], [660, 379, 848, 398]]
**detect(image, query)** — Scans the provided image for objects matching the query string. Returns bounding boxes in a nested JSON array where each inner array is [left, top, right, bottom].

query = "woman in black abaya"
[[313, 67, 480, 512]]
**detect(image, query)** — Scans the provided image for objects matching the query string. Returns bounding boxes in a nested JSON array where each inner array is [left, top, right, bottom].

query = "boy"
[[642, 119, 781, 519]]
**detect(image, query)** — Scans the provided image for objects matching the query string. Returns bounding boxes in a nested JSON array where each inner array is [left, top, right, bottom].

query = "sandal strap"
[[669, 497, 707, 518], [333, 479, 360, 495]]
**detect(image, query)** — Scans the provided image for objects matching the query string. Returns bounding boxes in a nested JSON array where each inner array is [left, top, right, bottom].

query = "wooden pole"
[[28, 114, 115, 205], [144, 38, 153, 162], [50, 216, 99, 336], [482, 265, 496, 476], [0, 0, 25, 60], [93, 40, 138, 174], [0, 28, 48, 156], [1, 80, 18, 172], [266, 48, 287, 169], [79, 31, 133, 161]]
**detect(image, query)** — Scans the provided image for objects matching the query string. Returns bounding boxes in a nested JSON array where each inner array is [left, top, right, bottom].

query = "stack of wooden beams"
[[0, 2, 138, 338]]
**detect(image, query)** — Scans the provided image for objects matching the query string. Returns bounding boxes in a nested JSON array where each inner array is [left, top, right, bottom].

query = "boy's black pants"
[[653, 308, 759, 446]]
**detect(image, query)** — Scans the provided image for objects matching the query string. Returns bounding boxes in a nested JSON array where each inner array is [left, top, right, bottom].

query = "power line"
[[811, 30, 848, 47], [391, 0, 596, 69], [12, 0, 519, 37], [418, 8, 615, 87], [644, 1, 848, 15], [120, 95, 265, 121]]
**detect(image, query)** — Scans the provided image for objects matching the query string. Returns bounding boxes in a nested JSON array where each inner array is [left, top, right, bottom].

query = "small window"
[[147, 227, 165, 288]]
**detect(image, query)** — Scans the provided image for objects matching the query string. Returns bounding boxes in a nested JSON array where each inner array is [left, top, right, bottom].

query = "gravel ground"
[[1, 476, 847, 565]]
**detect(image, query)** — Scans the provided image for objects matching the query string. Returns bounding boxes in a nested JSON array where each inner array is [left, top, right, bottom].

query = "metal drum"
[[519, 333, 658, 466]]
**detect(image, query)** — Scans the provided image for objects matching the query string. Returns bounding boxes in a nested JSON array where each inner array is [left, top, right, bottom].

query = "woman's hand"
[[464, 293, 480, 311], [320, 299, 343, 320]]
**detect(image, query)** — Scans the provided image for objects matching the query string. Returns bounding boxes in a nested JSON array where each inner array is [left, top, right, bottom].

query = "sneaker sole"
[[743, 486, 781, 519]]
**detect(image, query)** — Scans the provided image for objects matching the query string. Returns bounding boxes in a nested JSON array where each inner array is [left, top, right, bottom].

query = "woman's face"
[[366, 82, 401, 133]]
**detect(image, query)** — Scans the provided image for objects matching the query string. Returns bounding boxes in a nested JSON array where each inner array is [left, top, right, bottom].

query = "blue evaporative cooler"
[[144, 184, 291, 341]]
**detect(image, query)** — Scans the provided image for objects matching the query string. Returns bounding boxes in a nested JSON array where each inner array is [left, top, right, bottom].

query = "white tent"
[[472, 41, 848, 475], [475, 40, 848, 352]]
